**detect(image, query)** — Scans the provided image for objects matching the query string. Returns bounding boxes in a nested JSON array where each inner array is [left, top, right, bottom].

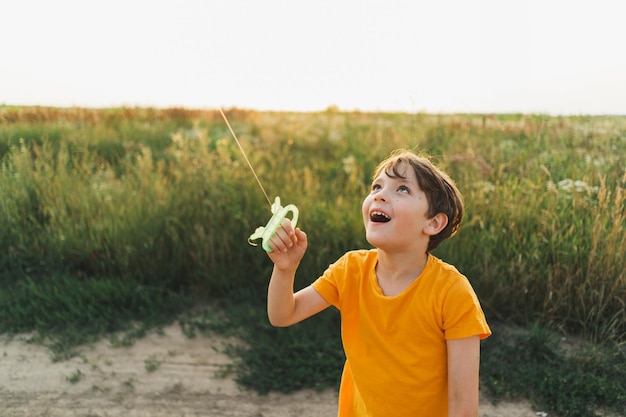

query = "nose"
[[373, 191, 387, 202]]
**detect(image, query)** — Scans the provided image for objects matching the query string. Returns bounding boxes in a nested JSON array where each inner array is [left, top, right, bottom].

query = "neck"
[[378, 249, 428, 275], [375, 250, 429, 296]]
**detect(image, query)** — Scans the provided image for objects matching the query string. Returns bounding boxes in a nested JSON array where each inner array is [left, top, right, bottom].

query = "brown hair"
[[373, 149, 464, 251]]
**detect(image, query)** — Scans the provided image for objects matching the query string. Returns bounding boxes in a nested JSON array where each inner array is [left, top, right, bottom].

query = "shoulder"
[[319, 249, 378, 288], [426, 257, 491, 338], [313, 249, 376, 307], [425, 255, 464, 283], [423, 255, 476, 295]]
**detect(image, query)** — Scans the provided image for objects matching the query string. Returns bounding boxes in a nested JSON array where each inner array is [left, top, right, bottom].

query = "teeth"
[[371, 211, 391, 222]]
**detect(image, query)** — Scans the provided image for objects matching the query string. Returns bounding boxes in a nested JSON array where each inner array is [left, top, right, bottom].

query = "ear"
[[424, 213, 448, 236]]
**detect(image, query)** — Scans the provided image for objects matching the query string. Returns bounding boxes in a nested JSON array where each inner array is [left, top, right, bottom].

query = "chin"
[[365, 233, 387, 249]]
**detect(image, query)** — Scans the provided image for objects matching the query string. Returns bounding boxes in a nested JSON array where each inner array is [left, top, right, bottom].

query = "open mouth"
[[370, 210, 391, 223]]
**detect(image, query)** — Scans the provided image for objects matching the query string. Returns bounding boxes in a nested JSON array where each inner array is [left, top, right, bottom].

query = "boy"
[[265, 149, 491, 417]]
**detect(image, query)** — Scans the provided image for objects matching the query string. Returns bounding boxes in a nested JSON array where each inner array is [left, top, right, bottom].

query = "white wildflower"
[[474, 181, 495, 193], [342, 155, 356, 176], [557, 179, 599, 193]]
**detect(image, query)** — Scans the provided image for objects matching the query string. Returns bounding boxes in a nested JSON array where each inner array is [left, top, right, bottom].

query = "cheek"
[[361, 196, 371, 220]]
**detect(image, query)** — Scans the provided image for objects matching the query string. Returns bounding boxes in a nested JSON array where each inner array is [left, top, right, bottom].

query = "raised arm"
[[266, 219, 330, 327]]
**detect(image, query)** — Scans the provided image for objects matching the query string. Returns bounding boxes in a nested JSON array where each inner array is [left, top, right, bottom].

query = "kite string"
[[219, 108, 272, 207]]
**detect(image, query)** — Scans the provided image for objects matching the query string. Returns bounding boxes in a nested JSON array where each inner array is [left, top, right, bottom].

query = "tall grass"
[[433, 116, 626, 344], [0, 107, 624, 413], [0, 107, 624, 345]]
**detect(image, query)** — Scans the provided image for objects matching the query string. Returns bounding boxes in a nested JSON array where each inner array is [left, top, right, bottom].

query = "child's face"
[[362, 162, 432, 251]]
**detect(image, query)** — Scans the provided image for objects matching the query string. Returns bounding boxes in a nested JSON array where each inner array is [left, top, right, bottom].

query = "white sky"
[[1, 0, 625, 114]]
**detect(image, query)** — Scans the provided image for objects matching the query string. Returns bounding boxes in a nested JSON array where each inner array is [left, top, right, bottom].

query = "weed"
[[122, 378, 135, 389], [481, 323, 626, 417], [66, 369, 83, 384], [91, 385, 112, 393], [210, 294, 344, 395], [144, 354, 163, 373]]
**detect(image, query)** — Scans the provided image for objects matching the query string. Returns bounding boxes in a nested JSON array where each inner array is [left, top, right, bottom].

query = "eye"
[[371, 183, 382, 192], [397, 185, 410, 194]]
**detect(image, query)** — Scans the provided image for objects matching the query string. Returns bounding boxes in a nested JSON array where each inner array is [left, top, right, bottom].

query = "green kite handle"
[[248, 196, 299, 252]]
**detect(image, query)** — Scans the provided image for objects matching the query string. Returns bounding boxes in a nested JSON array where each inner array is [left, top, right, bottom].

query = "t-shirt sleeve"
[[442, 277, 491, 340], [311, 254, 349, 308]]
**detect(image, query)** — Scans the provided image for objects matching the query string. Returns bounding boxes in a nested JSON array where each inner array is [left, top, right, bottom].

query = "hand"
[[266, 218, 308, 272]]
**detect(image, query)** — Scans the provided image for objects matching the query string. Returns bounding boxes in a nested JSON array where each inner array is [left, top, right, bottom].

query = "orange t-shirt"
[[312, 249, 491, 417]]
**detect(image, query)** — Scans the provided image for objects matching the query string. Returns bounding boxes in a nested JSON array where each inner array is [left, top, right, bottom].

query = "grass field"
[[0, 106, 624, 416]]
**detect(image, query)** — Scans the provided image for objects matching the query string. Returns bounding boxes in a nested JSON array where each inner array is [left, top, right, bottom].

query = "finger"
[[271, 218, 297, 252], [279, 217, 295, 236], [269, 227, 293, 253], [294, 228, 306, 239], [294, 228, 308, 249]]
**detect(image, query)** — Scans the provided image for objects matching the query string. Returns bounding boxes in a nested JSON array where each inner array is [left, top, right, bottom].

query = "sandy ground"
[[1, 322, 542, 417]]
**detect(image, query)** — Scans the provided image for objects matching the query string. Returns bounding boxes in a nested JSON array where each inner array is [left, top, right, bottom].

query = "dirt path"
[[1, 323, 540, 417]]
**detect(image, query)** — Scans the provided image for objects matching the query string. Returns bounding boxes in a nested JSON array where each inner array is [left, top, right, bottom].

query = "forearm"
[[265, 223, 319, 326], [267, 265, 298, 327]]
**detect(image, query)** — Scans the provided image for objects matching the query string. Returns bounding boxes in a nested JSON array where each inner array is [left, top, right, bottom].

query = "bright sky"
[[2, 0, 625, 115]]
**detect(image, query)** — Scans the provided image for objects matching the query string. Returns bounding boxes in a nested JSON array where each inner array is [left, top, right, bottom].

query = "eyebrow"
[[373, 175, 415, 186]]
